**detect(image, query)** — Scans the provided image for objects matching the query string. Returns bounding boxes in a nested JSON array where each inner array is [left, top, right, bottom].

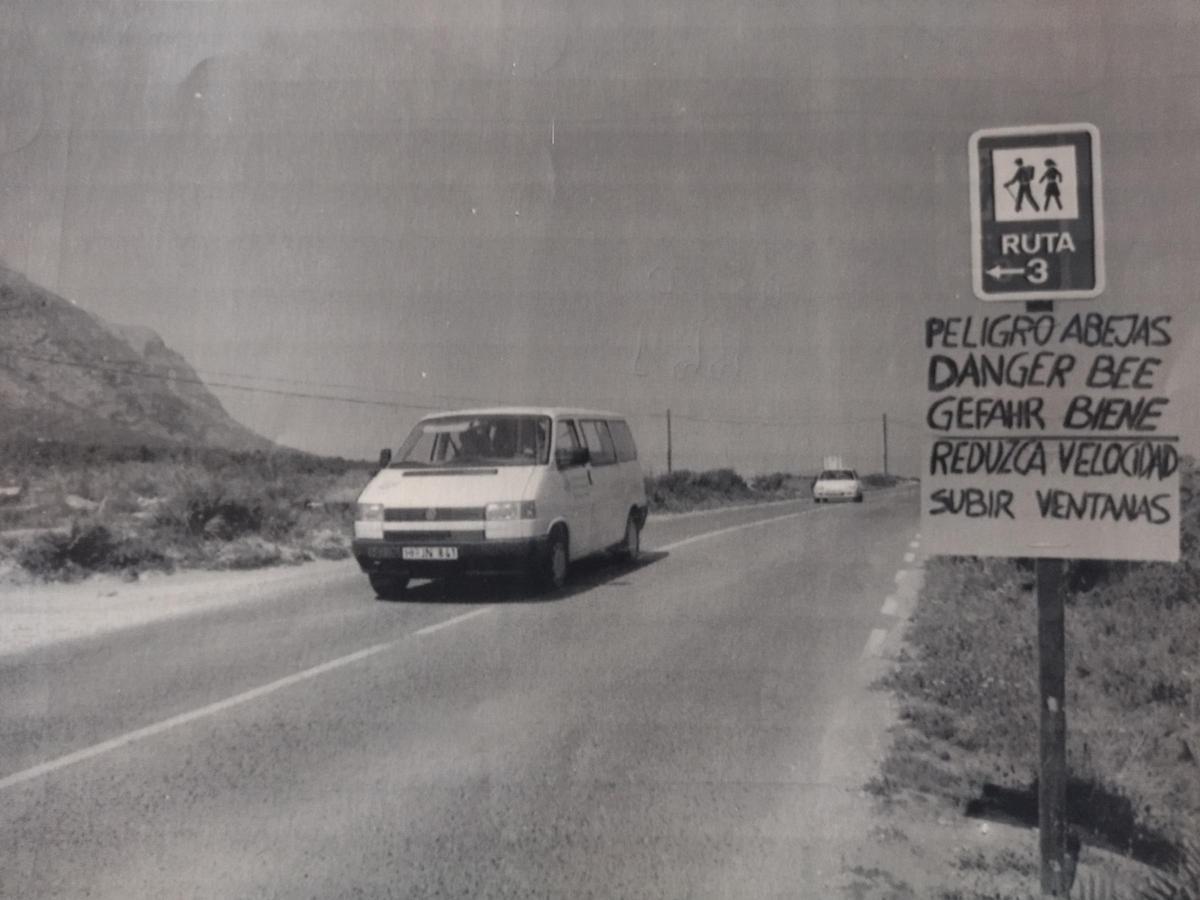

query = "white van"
[[352, 408, 648, 598]]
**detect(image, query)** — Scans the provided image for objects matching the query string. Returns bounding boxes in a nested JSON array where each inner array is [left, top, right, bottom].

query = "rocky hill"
[[0, 266, 272, 450]]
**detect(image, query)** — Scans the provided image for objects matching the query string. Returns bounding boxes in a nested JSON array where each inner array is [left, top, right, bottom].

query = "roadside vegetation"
[[645, 468, 905, 513], [0, 440, 370, 582], [872, 458, 1200, 898], [0, 441, 907, 582]]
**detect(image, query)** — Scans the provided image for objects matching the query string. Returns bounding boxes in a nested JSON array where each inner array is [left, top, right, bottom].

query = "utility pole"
[[882, 413, 889, 477], [666, 408, 673, 474]]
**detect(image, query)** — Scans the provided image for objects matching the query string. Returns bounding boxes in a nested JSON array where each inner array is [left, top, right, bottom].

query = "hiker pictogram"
[[1004, 158, 1040, 212], [990, 144, 1080, 223], [1041, 158, 1063, 211]]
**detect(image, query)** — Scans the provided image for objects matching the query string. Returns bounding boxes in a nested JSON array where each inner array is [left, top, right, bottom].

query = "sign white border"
[[969, 122, 1105, 302]]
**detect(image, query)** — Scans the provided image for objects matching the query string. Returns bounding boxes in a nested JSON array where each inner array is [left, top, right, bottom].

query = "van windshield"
[[392, 415, 551, 468], [819, 470, 857, 481]]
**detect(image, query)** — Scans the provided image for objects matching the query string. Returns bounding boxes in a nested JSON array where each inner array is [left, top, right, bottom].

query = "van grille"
[[384, 507, 485, 522], [383, 530, 486, 543]]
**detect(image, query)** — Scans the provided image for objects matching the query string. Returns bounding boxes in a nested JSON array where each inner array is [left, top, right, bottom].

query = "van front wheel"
[[617, 511, 641, 563], [369, 574, 410, 601], [533, 529, 569, 593]]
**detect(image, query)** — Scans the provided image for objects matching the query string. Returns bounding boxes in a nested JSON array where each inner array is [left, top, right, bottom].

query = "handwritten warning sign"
[[921, 312, 1180, 561], [970, 123, 1104, 301]]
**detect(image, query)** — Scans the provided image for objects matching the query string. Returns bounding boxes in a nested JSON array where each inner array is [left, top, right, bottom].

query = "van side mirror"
[[555, 446, 590, 469], [379, 448, 392, 468]]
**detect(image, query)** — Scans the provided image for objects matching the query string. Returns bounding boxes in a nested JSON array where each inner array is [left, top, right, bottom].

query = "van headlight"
[[356, 503, 385, 522], [485, 501, 537, 521]]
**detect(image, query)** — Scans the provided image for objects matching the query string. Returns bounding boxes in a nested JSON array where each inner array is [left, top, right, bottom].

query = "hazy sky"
[[2, 1, 1198, 471]]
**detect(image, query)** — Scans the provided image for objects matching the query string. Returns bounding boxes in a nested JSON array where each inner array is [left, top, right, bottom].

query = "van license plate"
[[402, 546, 458, 561]]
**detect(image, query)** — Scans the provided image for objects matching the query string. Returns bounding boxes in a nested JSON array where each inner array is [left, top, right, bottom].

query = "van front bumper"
[[352, 535, 551, 577]]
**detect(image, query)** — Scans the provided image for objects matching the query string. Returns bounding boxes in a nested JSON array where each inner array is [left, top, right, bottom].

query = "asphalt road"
[[0, 488, 920, 899]]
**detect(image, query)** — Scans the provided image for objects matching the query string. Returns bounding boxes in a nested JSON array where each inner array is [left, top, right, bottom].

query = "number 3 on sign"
[[1026, 257, 1049, 284]]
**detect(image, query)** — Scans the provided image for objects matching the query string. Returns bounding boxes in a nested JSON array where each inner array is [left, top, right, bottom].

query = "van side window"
[[580, 420, 617, 466], [608, 419, 638, 462], [556, 419, 582, 453]]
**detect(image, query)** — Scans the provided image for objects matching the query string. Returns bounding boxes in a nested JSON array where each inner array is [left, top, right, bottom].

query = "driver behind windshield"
[[457, 422, 491, 461]]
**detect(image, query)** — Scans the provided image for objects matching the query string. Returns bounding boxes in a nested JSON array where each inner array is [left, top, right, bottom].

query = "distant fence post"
[[666, 408, 673, 474], [882, 413, 889, 477]]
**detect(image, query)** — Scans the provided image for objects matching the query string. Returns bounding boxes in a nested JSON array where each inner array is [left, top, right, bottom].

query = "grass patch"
[[880, 458, 1200, 882]]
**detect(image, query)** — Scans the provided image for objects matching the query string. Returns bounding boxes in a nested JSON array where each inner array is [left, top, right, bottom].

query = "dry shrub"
[[18, 521, 170, 578], [646, 468, 754, 511]]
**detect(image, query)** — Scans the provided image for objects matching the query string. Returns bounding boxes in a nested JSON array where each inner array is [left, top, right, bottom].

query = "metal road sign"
[[969, 123, 1104, 302]]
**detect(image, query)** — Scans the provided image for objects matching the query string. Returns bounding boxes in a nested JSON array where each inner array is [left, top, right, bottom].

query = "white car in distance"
[[812, 468, 864, 503]]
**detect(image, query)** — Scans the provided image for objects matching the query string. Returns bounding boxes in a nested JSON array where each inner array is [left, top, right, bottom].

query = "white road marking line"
[[651, 484, 913, 522], [651, 496, 811, 521], [414, 606, 493, 636], [903, 551, 916, 563], [862, 628, 888, 659], [881, 596, 899, 617], [0, 607, 495, 792], [654, 507, 820, 553], [909, 540, 920, 549], [894, 570, 907, 584]]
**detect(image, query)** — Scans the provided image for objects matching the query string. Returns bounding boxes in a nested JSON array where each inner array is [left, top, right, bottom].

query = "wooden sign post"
[[1037, 556, 1068, 893]]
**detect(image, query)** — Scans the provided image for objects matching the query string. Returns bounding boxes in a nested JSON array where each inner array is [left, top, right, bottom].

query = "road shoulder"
[[0, 559, 357, 658], [836, 555, 1156, 899]]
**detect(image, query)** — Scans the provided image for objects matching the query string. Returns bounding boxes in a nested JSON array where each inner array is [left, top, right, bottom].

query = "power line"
[[885, 417, 926, 430], [6, 347, 473, 404], [0, 345, 641, 415], [670, 411, 881, 428], [0, 344, 638, 414], [0, 347, 436, 411], [0, 344, 911, 432]]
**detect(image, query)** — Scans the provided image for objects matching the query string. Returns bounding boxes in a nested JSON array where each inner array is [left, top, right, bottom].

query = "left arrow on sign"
[[986, 264, 1026, 280]]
